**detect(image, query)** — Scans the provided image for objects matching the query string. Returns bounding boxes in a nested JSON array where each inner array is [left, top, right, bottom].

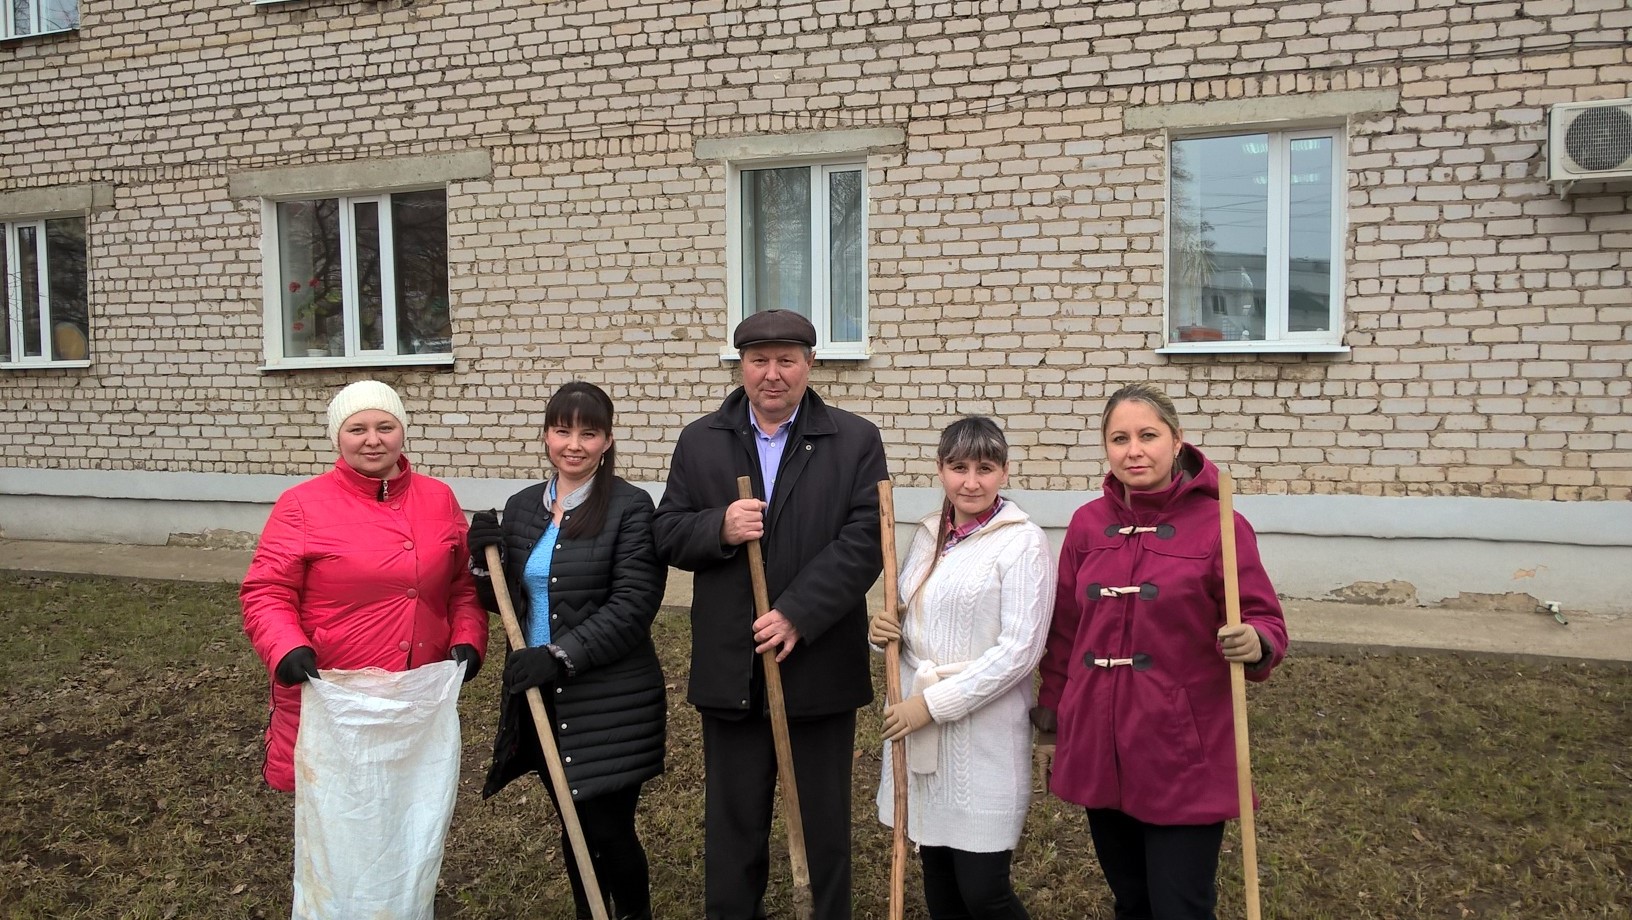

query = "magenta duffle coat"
[[240, 456, 488, 792], [1038, 445, 1287, 826]]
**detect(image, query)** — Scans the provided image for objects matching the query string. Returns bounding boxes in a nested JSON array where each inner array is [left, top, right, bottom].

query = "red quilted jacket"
[[241, 456, 487, 792]]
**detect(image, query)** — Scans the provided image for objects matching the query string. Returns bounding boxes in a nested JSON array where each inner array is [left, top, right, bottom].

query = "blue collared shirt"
[[750, 404, 799, 505]]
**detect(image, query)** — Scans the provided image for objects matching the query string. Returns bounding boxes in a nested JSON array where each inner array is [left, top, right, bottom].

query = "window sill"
[[1157, 342, 1350, 356], [718, 345, 871, 362], [260, 354, 455, 372], [0, 360, 91, 371], [0, 27, 77, 45]]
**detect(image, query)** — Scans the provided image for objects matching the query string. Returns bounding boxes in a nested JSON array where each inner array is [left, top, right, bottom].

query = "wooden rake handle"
[[736, 477, 815, 920], [1217, 471, 1262, 920], [484, 545, 610, 920], [877, 480, 908, 920]]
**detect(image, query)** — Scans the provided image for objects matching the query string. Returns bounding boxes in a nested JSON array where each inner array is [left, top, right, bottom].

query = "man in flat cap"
[[654, 309, 887, 919]]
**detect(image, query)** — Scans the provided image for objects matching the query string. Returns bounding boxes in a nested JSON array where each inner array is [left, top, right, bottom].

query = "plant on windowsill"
[[289, 279, 341, 357]]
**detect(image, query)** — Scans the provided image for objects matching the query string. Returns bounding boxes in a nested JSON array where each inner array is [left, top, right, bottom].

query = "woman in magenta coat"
[[241, 380, 488, 792], [1036, 382, 1288, 920]]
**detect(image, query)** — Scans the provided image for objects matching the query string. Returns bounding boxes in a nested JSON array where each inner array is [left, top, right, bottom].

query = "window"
[[1165, 128, 1344, 350], [728, 159, 868, 357], [265, 189, 450, 365], [2, 0, 78, 39], [2, 216, 88, 366]]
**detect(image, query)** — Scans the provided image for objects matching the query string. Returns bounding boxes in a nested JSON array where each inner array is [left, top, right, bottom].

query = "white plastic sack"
[[292, 661, 465, 920]]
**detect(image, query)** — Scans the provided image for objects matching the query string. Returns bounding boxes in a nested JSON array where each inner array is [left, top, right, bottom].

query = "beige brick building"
[[2, 0, 1629, 611]]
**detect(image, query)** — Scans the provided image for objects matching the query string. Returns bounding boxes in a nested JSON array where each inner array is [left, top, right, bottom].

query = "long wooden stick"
[[877, 480, 907, 920], [736, 477, 815, 920], [483, 545, 610, 920], [1217, 471, 1262, 920]]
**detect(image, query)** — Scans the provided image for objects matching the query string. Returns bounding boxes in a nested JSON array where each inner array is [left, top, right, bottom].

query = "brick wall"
[[2, 0, 1628, 499]]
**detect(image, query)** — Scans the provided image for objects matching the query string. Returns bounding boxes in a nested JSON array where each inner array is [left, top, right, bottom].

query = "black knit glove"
[[450, 644, 481, 683], [467, 510, 503, 565], [503, 647, 560, 695], [274, 646, 319, 686]]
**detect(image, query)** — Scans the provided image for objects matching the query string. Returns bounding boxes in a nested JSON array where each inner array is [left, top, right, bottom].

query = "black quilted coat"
[[475, 476, 667, 800]]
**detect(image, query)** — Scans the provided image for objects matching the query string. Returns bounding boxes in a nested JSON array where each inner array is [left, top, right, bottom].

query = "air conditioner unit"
[[1548, 98, 1632, 184]]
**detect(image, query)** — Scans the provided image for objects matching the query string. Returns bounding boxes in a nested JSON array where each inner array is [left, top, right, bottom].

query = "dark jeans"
[[1086, 808, 1225, 920], [541, 778, 650, 920], [920, 845, 1030, 920], [701, 709, 858, 920]]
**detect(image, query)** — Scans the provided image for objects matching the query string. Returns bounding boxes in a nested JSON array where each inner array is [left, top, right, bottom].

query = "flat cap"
[[733, 309, 817, 349]]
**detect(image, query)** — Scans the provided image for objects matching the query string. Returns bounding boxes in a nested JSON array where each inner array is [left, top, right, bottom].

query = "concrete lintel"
[[0, 182, 116, 219], [695, 127, 906, 162], [1124, 89, 1402, 131], [227, 150, 493, 199]]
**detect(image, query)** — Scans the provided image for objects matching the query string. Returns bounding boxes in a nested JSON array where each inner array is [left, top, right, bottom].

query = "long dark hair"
[[545, 381, 616, 540], [909, 416, 1009, 606]]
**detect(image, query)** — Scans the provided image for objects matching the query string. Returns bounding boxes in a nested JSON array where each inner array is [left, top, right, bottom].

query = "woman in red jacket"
[[1036, 382, 1288, 920], [241, 379, 488, 792]]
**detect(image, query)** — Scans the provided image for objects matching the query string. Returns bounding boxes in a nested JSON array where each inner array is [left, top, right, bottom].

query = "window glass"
[[40, 0, 75, 31], [1168, 129, 1340, 347], [277, 200, 342, 358], [18, 225, 42, 358], [271, 191, 448, 362], [827, 168, 864, 344], [1, 216, 89, 365], [0, 239, 9, 359], [1288, 136, 1334, 333], [742, 167, 812, 319], [45, 218, 87, 361], [391, 190, 450, 355], [353, 200, 384, 352]]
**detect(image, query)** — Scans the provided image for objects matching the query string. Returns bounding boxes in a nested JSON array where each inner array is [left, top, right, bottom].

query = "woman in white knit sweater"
[[870, 416, 1056, 920]]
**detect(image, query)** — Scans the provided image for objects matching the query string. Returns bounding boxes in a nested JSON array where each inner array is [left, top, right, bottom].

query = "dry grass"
[[0, 572, 1628, 919]]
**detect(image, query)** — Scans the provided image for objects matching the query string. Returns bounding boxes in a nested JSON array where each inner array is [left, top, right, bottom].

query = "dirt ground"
[[1, 573, 1628, 919]]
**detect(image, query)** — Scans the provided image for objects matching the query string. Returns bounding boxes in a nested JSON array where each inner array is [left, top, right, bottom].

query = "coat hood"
[[1101, 443, 1217, 515]]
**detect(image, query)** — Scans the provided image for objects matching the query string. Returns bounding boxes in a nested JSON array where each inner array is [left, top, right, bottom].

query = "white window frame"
[[2, 215, 89, 369], [724, 156, 870, 360], [2, 0, 78, 39], [260, 187, 452, 370], [1159, 125, 1348, 355]]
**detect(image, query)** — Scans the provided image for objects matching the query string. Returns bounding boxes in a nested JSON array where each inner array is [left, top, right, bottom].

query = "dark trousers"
[[1086, 808, 1225, 920], [542, 778, 650, 920], [920, 845, 1030, 920], [701, 709, 857, 920]]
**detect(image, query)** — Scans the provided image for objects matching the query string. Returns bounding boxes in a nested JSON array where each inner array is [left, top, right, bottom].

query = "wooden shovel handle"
[[736, 477, 814, 920], [1217, 471, 1262, 920], [878, 480, 908, 920], [484, 544, 610, 920]]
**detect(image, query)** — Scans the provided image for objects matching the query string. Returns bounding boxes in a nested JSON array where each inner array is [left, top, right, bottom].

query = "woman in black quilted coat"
[[467, 381, 666, 920]]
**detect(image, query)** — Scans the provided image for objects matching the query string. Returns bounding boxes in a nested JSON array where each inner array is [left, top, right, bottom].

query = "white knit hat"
[[326, 380, 408, 445]]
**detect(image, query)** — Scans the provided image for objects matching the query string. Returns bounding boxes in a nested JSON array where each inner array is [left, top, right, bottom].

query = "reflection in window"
[[1168, 129, 1341, 346], [736, 160, 868, 351], [2, 217, 88, 365], [271, 190, 449, 361], [4, 0, 78, 39]]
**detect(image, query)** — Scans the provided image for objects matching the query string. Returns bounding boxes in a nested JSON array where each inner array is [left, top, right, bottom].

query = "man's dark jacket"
[[475, 477, 667, 800], [653, 386, 887, 718]]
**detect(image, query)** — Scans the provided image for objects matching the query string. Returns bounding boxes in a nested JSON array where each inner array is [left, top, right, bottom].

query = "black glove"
[[451, 644, 481, 683], [467, 510, 503, 563], [1029, 705, 1058, 734], [275, 646, 319, 686], [502, 647, 560, 695]]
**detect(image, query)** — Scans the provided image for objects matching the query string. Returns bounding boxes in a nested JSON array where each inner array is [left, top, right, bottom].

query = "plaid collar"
[[943, 496, 1005, 554]]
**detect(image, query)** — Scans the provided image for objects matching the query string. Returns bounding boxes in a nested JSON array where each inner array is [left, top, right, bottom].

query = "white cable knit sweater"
[[875, 499, 1056, 852]]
